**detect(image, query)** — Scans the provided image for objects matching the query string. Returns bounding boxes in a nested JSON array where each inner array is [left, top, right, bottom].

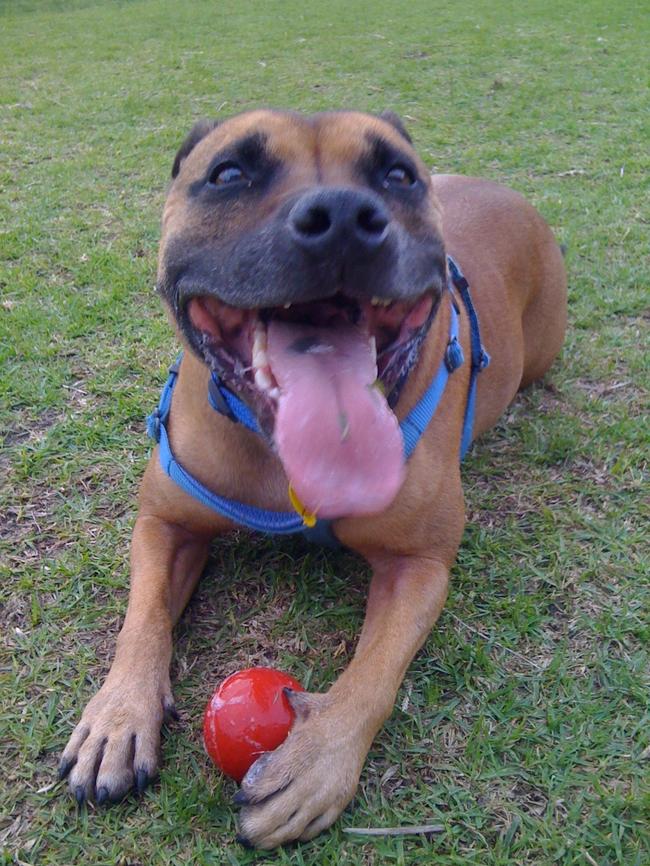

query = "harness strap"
[[400, 303, 459, 458], [149, 363, 307, 534], [208, 376, 260, 434], [146, 256, 489, 541], [447, 257, 491, 456]]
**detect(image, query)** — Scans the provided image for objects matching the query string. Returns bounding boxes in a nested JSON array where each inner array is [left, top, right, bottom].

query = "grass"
[[1, 0, 648, 863]]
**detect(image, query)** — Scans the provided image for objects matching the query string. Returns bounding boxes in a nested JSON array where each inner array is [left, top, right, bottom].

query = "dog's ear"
[[171, 119, 220, 179], [378, 110, 413, 145]]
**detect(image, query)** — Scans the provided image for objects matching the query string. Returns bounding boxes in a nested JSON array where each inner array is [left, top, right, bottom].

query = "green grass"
[[1, 0, 648, 864]]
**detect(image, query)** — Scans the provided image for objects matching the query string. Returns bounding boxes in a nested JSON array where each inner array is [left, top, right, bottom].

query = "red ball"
[[203, 667, 304, 783]]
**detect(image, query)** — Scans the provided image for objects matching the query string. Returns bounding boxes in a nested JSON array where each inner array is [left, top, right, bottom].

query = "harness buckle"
[[444, 336, 465, 373], [146, 409, 162, 442]]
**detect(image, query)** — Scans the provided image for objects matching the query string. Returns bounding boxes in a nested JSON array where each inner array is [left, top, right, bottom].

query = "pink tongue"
[[267, 321, 405, 519]]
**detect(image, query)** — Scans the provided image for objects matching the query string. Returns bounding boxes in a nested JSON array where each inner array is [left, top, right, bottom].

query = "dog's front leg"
[[236, 553, 450, 848], [59, 462, 225, 804]]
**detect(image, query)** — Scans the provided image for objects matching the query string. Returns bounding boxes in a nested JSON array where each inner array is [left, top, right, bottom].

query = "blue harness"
[[147, 256, 489, 546]]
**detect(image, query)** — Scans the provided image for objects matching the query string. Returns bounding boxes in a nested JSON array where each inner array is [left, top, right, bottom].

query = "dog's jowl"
[[60, 109, 567, 848]]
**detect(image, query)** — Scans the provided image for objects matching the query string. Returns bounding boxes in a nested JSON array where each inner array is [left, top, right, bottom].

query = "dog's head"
[[157, 110, 446, 519]]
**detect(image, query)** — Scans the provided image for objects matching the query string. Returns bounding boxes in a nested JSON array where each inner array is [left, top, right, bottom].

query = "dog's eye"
[[383, 164, 416, 189], [209, 162, 248, 186]]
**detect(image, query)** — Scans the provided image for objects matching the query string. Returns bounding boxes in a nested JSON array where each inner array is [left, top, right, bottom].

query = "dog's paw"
[[58, 672, 177, 806], [234, 690, 367, 848]]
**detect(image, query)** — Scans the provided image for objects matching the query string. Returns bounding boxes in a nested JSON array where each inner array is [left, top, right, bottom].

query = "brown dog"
[[59, 109, 567, 848]]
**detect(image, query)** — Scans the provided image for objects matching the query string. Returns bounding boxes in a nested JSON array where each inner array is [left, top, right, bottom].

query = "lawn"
[[0, 1, 648, 864]]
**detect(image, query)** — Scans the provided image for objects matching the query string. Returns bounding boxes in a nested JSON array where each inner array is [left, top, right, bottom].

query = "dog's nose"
[[288, 188, 390, 254]]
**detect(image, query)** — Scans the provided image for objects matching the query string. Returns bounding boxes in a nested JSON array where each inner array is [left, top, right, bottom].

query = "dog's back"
[[433, 174, 567, 435]]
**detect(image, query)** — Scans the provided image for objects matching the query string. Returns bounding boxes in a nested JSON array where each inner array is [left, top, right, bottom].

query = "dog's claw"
[[236, 833, 253, 849], [58, 757, 74, 780], [96, 786, 109, 805], [74, 785, 86, 806], [162, 697, 179, 723], [233, 789, 250, 806], [135, 768, 149, 794]]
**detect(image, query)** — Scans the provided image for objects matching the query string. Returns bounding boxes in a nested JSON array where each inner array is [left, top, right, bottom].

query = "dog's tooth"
[[252, 322, 269, 370], [369, 335, 377, 366], [283, 303, 292, 309], [255, 367, 273, 391], [371, 296, 381, 307], [253, 345, 269, 370], [253, 321, 267, 353], [268, 387, 280, 401]]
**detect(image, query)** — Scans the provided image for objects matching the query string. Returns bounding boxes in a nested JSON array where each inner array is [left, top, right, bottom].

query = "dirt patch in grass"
[[1, 407, 61, 452]]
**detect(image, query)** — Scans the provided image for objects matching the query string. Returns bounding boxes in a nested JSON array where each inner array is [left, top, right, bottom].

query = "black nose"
[[288, 188, 390, 255]]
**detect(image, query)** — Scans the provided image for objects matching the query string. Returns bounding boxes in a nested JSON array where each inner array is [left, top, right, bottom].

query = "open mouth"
[[183, 289, 439, 519], [186, 291, 437, 422]]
